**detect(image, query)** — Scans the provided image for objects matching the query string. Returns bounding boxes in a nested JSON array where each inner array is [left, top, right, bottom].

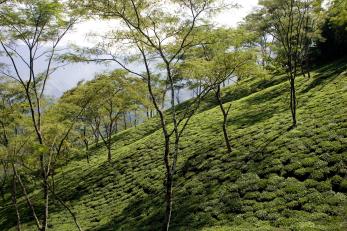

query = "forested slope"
[[1, 60, 346, 231]]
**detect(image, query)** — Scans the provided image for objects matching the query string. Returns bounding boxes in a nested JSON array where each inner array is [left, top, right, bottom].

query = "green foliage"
[[179, 27, 262, 88], [328, 0, 347, 29], [0, 59, 346, 231], [258, 0, 324, 73], [314, 0, 347, 63], [0, 0, 72, 42]]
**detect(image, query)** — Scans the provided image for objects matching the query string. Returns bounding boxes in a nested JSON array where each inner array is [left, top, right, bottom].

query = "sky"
[[5, 0, 260, 97]]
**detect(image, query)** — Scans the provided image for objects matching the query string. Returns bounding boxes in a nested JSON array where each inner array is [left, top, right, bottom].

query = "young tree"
[[60, 70, 148, 162], [0, 80, 87, 231], [242, 9, 275, 69], [179, 28, 259, 153], [67, 0, 228, 229], [0, 1, 81, 230], [89, 72, 124, 162], [259, 0, 323, 128], [86, 71, 142, 162], [0, 79, 27, 231]]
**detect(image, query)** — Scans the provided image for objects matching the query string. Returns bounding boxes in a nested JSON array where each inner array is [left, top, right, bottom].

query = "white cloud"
[[215, 0, 259, 27], [62, 19, 118, 47], [49, 0, 260, 96], [62, 0, 259, 46]]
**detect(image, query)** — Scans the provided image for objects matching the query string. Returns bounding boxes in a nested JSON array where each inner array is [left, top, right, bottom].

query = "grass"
[[0, 60, 346, 231]]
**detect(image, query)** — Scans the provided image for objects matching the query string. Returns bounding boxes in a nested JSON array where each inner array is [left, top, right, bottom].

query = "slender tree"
[[0, 1, 83, 230], [259, 0, 323, 128], [0, 79, 27, 230], [66, 0, 229, 229], [242, 9, 275, 69], [60, 70, 148, 162], [179, 28, 259, 153]]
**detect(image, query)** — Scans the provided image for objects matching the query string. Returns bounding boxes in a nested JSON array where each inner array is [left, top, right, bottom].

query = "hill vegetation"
[[1, 0, 347, 231], [1, 60, 346, 231]]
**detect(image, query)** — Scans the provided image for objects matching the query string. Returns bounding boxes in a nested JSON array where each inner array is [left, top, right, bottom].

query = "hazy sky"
[[43, 0, 260, 97]]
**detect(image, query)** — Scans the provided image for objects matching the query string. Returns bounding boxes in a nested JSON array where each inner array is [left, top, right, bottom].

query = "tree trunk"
[[83, 127, 89, 163], [0, 161, 8, 203], [162, 134, 172, 231], [222, 115, 232, 153], [107, 147, 112, 162], [290, 77, 297, 128], [107, 137, 112, 162], [38, 152, 49, 231], [91, 124, 100, 146], [12, 174, 21, 231], [128, 112, 132, 127], [84, 141, 89, 163], [50, 171, 56, 204], [86, 149, 89, 164], [42, 175, 49, 231], [94, 135, 99, 147], [162, 173, 173, 231], [123, 113, 127, 130], [12, 164, 42, 230], [47, 183, 83, 231], [0, 183, 5, 203], [301, 67, 306, 78], [215, 85, 232, 153]]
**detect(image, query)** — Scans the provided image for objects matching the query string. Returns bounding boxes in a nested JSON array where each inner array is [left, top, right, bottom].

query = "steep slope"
[[1, 61, 346, 231]]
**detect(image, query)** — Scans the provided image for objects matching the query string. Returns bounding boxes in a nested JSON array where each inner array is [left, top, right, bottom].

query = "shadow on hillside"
[[90, 160, 241, 231], [50, 160, 118, 207], [243, 128, 288, 168], [256, 74, 288, 90], [88, 136, 237, 231], [220, 74, 288, 108], [0, 164, 116, 230], [90, 195, 164, 231], [179, 73, 288, 115], [245, 86, 285, 106], [46, 71, 291, 231], [0, 173, 72, 230], [230, 107, 280, 128], [0, 205, 25, 230], [0, 196, 54, 230], [227, 84, 288, 128], [301, 62, 346, 93], [68, 144, 105, 164]]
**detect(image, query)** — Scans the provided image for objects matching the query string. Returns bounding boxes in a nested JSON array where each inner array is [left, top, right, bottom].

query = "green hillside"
[[1, 61, 347, 231]]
